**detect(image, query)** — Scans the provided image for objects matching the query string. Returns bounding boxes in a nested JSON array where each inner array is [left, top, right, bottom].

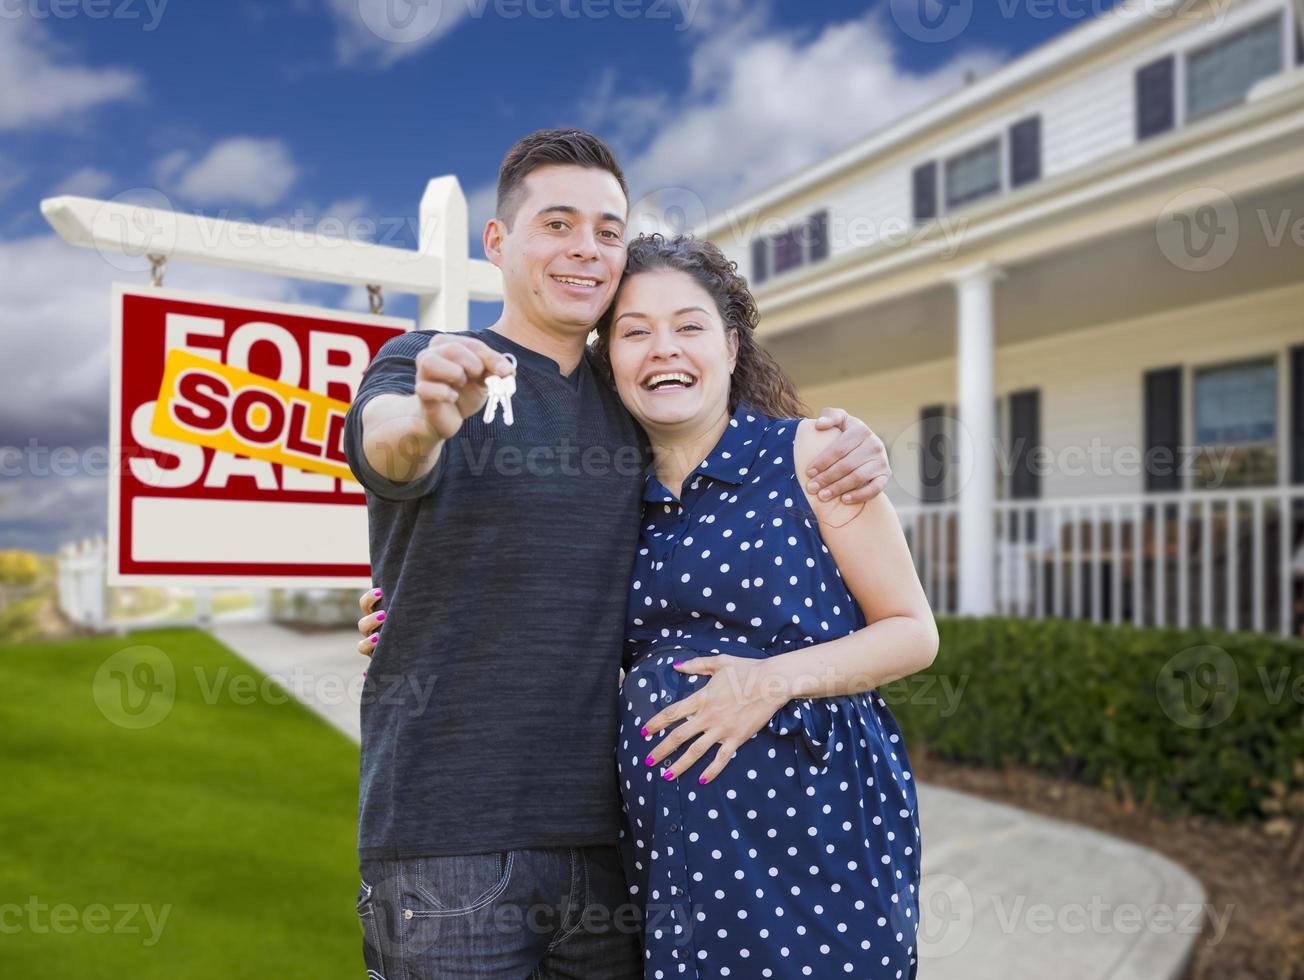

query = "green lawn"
[[0, 628, 363, 979]]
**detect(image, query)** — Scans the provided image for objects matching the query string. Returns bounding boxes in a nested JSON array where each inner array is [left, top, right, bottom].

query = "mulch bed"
[[911, 748, 1304, 980]]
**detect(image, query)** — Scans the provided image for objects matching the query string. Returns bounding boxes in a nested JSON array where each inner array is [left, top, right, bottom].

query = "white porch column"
[[948, 262, 1004, 616]]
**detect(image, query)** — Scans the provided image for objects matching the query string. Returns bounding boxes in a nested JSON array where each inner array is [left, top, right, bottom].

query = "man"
[[344, 129, 891, 980]]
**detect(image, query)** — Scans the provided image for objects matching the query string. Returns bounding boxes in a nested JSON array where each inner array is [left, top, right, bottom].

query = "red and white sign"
[[109, 284, 410, 587]]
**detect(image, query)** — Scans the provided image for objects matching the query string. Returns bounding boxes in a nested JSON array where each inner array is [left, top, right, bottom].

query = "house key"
[[483, 353, 517, 426]]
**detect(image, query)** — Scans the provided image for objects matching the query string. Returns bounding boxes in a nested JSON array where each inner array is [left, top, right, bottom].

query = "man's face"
[[487, 164, 628, 339]]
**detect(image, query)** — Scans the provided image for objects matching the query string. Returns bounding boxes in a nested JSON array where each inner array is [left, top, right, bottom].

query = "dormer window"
[[912, 115, 1041, 223], [750, 209, 830, 285]]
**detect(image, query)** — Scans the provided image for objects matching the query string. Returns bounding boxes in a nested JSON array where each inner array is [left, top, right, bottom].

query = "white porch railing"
[[898, 487, 1304, 638]]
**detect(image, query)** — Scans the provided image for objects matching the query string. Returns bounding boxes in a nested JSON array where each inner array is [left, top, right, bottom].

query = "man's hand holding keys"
[[358, 333, 516, 488], [414, 334, 517, 440]]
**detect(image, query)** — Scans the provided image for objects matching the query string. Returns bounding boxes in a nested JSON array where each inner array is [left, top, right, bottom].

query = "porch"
[[900, 487, 1304, 637]]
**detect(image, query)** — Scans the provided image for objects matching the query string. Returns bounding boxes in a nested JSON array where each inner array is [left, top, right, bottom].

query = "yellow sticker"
[[151, 349, 357, 483]]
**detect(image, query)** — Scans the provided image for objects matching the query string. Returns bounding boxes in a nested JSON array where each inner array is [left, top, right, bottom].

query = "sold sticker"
[[151, 348, 353, 482]]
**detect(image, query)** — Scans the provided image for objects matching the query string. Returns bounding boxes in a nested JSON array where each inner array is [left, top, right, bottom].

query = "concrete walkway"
[[209, 621, 1207, 980], [209, 620, 367, 742]]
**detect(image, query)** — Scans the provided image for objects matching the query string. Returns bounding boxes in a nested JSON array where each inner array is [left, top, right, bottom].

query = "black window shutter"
[[1009, 390, 1041, 499], [920, 404, 952, 504], [808, 210, 829, 263], [1296, 19, 1303, 65], [1144, 367, 1183, 492], [1292, 345, 1304, 484], [1009, 116, 1041, 188], [1008, 390, 1040, 541], [912, 161, 938, 222], [751, 238, 768, 285], [1136, 56, 1175, 140]]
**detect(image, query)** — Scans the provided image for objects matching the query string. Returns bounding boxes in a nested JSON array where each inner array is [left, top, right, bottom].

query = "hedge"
[[882, 616, 1304, 822]]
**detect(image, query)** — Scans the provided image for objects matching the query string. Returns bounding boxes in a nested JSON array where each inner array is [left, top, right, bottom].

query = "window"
[[945, 138, 1001, 209], [771, 227, 803, 275], [749, 210, 831, 284], [1193, 357, 1278, 488], [1186, 14, 1283, 121]]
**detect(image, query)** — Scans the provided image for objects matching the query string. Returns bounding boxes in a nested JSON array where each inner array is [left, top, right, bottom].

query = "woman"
[[358, 235, 937, 979]]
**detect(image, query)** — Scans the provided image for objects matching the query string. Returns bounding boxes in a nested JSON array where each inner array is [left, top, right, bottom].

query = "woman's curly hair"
[[592, 233, 808, 420]]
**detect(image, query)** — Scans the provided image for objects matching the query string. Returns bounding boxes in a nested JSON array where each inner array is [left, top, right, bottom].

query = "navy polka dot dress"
[[616, 402, 921, 980]]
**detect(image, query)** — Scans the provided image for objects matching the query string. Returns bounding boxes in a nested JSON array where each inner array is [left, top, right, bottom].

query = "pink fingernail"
[[362, 671, 368, 678], [672, 661, 685, 668], [645, 754, 655, 765], [370, 634, 379, 644], [373, 589, 382, 597], [698, 776, 707, 784], [641, 727, 649, 737], [375, 612, 385, 622], [662, 770, 675, 781]]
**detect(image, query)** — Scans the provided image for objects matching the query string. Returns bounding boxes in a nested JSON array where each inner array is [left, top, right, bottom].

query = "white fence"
[[899, 486, 1304, 638], [56, 536, 108, 630]]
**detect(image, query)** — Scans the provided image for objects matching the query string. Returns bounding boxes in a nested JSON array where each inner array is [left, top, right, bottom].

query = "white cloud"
[[0, 15, 142, 131], [51, 166, 115, 198], [585, 6, 1005, 223], [156, 137, 301, 208], [313, 196, 374, 239], [0, 231, 335, 551], [152, 149, 190, 187], [325, 0, 471, 68]]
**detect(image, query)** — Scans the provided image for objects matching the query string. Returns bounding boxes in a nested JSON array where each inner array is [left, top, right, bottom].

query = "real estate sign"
[[109, 284, 409, 586]]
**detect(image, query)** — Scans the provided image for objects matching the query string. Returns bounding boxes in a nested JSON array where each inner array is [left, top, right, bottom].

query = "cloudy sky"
[[0, 0, 1116, 552]]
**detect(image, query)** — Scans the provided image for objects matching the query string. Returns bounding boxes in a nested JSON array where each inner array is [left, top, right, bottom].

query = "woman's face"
[[607, 268, 738, 432]]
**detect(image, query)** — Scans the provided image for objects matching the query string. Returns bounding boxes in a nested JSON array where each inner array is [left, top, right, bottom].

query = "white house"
[[702, 0, 1304, 636]]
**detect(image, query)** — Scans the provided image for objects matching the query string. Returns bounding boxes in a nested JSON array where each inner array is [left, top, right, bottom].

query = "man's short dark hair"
[[496, 128, 628, 230]]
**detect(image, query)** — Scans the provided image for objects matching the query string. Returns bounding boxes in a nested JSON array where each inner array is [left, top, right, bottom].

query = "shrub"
[[885, 616, 1304, 822]]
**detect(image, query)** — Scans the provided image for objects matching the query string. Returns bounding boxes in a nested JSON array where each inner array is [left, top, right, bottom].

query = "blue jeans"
[[357, 845, 642, 979]]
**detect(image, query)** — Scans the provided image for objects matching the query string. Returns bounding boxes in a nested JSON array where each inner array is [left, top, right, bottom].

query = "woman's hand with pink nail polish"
[[356, 585, 384, 657]]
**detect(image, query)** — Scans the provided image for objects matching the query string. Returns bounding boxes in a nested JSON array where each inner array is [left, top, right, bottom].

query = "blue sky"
[[0, 0, 1120, 552]]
